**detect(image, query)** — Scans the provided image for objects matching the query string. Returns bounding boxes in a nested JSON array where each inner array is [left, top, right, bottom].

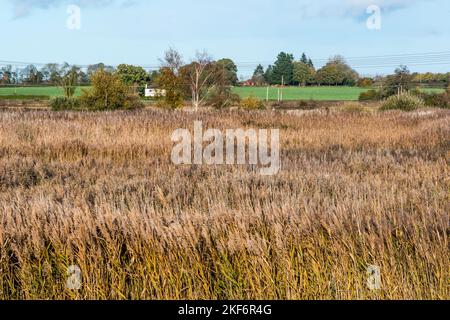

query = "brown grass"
[[0, 107, 449, 300]]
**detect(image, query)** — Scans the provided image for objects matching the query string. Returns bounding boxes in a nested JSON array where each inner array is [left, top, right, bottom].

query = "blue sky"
[[1, 0, 450, 77]]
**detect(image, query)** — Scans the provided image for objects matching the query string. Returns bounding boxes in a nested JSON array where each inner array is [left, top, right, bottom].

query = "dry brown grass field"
[[0, 107, 448, 300]]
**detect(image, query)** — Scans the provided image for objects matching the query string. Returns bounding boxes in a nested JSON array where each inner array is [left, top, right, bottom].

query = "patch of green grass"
[[232, 86, 370, 101], [0, 85, 445, 102], [232, 86, 446, 101], [0, 86, 87, 98], [420, 88, 446, 94]]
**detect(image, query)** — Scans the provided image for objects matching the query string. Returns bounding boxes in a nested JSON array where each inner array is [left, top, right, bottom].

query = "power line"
[[1, 50, 450, 75]]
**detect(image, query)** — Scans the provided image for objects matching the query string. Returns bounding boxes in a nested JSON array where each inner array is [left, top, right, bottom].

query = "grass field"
[[0, 108, 448, 300], [0, 86, 86, 97], [233, 86, 371, 101], [0, 86, 445, 101]]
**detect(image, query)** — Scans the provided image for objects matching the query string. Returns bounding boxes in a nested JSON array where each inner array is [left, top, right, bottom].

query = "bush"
[[342, 102, 368, 114], [380, 93, 424, 112], [80, 70, 143, 110], [357, 78, 374, 88], [239, 96, 265, 110], [421, 93, 449, 109], [207, 86, 240, 109], [270, 100, 318, 110], [359, 89, 380, 101], [49, 97, 81, 111]]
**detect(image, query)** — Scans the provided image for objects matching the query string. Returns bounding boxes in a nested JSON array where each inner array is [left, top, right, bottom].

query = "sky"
[[1, 0, 450, 78]]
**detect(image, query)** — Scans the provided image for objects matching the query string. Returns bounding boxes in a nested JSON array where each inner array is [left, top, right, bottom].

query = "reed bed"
[[0, 108, 448, 300]]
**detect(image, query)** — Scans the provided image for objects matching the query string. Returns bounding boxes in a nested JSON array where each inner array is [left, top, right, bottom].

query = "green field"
[[0, 85, 446, 101], [232, 86, 371, 101], [0, 86, 86, 97]]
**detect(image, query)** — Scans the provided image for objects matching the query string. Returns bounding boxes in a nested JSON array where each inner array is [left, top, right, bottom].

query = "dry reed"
[[0, 107, 448, 300]]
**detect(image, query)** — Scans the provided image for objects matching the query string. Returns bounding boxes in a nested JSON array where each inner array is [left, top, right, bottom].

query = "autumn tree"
[[155, 48, 185, 109], [58, 63, 81, 98], [116, 64, 149, 86], [216, 58, 238, 86], [180, 51, 217, 111], [80, 69, 142, 110], [293, 61, 315, 86], [252, 64, 266, 86], [316, 56, 358, 86]]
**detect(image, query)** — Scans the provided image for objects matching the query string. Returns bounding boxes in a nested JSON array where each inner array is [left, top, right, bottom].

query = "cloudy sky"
[[1, 0, 449, 76]]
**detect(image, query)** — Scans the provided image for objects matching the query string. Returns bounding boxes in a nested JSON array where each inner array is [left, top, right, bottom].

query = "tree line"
[[252, 52, 359, 87]]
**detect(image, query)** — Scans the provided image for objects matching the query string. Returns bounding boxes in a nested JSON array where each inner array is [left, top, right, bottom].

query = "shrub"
[[380, 92, 424, 112], [239, 96, 265, 110], [422, 93, 449, 109], [270, 100, 318, 110], [342, 102, 368, 114], [80, 70, 143, 110], [207, 86, 240, 109], [359, 89, 380, 101], [357, 78, 374, 88], [296, 100, 319, 110], [154, 68, 184, 109], [49, 97, 81, 111]]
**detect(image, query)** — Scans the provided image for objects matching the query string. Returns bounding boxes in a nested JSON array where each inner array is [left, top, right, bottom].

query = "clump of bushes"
[[380, 92, 424, 112], [239, 96, 265, 110], [50, 70, 144, 111], [422, 93, 449, 109], [270, 100, 319, 110], [50, 97, 82, 111], [207, 86, 240, 109], [359, 89, 380, 101], [80, 70, 143, 110], [342, 102, 369, 114], [296, 100, 319, 110]]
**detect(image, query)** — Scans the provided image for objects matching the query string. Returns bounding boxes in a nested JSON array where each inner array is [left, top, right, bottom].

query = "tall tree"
[[264, 65, 274, 84], [156, 48, 185, 109], [87, 63, 114, 80], [381, 65, 413, 98], [316, 56, 358, 86], [271, 52, 294, 85], [41, 63, 60, 84], [59, 63, 81, 98], [116, 64, 149, 86], [0, 65, 13, 84], [160, 47, 183, 73], [293, 62, 315, 87], [180, 51, 217, 111], [252, 64, 266, 86], [216, 58, 238, 86], [21, 65, 43, 85], [300, 53, 308, 64]]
